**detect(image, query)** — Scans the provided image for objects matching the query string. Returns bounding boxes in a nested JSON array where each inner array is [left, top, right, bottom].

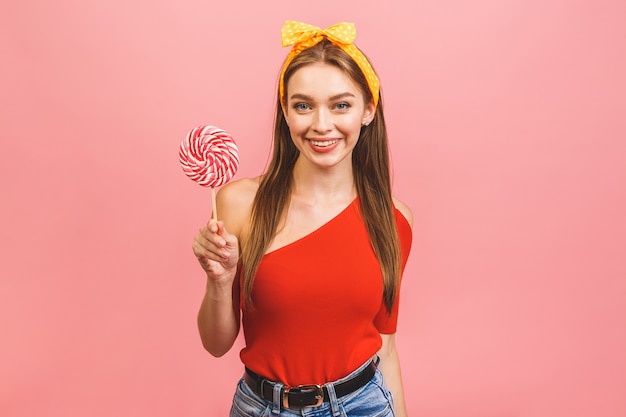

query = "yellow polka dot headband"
[[279, 20, 380, 110]]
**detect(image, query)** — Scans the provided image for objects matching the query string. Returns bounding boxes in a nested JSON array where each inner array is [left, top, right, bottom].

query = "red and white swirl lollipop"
[[179, 125, 239, 219]]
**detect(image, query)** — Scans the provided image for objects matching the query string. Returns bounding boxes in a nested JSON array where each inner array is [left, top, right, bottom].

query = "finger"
[[193, 239, 228, 264], [211, 220, 227, 238], [198, 224, 227, 248], [207, 219, 223, 235], [194, 232, 228, 259], [199, 221, 214, 238]]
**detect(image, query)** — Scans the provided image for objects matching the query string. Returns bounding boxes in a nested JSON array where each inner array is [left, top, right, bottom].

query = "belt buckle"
[[282, 384, 323, 408]]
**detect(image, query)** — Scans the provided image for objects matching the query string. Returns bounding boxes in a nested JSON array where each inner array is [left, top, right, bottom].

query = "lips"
[[308, 138, 338, 147]]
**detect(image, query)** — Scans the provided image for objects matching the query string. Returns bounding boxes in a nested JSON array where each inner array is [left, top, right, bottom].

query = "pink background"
[[2, 0, 625, 416]]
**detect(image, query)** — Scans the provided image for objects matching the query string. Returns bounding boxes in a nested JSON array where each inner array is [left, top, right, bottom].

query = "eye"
[[334, 102, 351, 111], [293, 102, 311, 112]]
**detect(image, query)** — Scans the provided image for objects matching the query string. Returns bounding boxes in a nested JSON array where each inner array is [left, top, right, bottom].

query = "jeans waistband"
[[243, 359, 377, 409]]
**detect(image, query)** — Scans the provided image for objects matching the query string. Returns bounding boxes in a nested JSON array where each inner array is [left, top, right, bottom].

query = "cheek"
[[338, 116, 365, 134], [287, 121, 304, 137], [286, 121, 308, 148], [285, 116, 309, 135]]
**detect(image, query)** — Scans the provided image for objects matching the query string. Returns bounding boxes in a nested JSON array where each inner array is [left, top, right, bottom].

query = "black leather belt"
[[244, 361, 376, 409]]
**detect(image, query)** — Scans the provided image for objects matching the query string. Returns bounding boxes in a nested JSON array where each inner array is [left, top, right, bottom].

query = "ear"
[[362, 101, 375, 126]]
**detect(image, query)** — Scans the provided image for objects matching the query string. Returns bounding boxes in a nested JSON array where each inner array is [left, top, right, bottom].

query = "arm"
[[377, 197, 412, 414], [194, 179, 256, 357], [195, 218, 240, 357], [378, 333, 408, 417]]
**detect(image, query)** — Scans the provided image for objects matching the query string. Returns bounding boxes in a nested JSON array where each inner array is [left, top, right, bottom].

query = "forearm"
[[197, 278, 240, 357], [378, 334, 408, 417]]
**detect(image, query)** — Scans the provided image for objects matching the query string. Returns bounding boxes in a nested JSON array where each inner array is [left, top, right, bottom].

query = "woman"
[[192, 21, 413, 416]]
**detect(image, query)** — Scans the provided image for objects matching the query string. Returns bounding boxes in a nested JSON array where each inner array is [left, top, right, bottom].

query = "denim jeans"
[[229, 360, 395, 417]]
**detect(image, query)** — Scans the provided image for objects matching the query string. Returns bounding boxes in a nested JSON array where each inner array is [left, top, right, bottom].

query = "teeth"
[[310, 139, 338, 147]]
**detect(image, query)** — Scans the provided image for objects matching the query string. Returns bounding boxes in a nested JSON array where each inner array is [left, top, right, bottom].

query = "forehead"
[[286, 62, 362, 99]]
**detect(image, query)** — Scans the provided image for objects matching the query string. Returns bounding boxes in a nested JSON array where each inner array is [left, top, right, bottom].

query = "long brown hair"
[[242, 40, 402, 314]]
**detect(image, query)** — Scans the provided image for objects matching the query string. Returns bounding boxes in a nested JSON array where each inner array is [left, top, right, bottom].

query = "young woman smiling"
[[192, 21, 413, 417]]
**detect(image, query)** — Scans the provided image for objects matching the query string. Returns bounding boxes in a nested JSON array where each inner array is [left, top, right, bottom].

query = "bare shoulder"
[[216, 177, 260, 206], [392, 197, 414, 228], [215, 177, 260, 237]]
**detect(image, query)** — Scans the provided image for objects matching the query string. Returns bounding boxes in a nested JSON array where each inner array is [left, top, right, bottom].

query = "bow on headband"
[[279, 21, 380, 110]]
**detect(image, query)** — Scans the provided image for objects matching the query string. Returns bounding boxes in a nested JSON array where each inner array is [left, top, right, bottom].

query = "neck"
[[291, 158, 356, 204]]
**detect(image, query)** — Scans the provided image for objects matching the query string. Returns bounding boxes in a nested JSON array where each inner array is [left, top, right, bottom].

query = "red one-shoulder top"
[[239, 198, 412, 386]]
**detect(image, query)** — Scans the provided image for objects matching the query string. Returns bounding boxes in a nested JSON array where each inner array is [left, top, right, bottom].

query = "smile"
[[309, 139, 338, 147]]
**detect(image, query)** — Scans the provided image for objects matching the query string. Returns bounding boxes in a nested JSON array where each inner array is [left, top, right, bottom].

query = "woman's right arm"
[[193, 179, 256, 357]]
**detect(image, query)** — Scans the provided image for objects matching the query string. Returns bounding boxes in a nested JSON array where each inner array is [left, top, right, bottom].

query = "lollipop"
[[179, 125, 239, 220]]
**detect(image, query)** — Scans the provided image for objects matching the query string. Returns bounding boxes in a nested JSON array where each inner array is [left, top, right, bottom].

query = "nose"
[[312, 107, 332, 133]]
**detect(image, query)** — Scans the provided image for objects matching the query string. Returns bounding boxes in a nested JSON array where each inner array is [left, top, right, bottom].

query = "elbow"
[[197, 311, 240, 357], [200, 338, 232, 358], [200, 330, 238, 358], [377, 333, 399, 361], [206, 346, 229, 358]]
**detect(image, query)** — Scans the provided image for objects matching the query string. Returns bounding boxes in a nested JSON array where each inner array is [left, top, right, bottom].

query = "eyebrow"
[[289, 92, 356, 101]]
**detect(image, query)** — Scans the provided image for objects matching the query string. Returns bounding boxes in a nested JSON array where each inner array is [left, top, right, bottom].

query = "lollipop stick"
[[211, 187, 217, 221]]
